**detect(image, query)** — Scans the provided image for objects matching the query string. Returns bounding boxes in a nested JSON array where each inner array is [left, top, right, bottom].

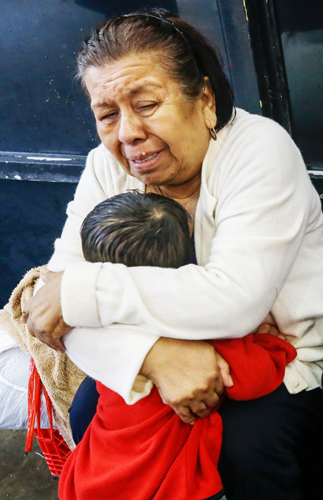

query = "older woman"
[[23, 10, 323, 500]]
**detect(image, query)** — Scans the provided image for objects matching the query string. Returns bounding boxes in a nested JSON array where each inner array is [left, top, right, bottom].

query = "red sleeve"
[[209, 333, 297, 401]]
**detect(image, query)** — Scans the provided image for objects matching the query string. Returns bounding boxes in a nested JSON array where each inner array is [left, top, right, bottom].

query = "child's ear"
[[201, 77, 217, 130]]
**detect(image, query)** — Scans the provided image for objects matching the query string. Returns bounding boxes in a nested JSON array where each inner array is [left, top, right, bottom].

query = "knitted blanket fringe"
[[0, 268, 86, 450]]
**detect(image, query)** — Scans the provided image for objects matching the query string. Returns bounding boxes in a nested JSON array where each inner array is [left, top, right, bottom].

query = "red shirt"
[[59, 334, 296, 500]]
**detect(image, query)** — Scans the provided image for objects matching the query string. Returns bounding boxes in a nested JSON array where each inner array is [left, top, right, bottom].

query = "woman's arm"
[[21, 145, 232, 420], [24, 270, 234, 422], [63, 327, 233, 423], [24, 115, 318, 343], [60, 115, 317, 339], [22, 114, 322, 416]]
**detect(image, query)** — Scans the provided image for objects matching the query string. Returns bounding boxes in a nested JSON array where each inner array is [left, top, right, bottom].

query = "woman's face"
[[84, 53, 216, 188]]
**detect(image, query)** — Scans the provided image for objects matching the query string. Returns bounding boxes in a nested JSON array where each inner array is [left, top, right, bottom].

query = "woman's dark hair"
[[81, 190, 192, 268], [77, 9, 235, 131]]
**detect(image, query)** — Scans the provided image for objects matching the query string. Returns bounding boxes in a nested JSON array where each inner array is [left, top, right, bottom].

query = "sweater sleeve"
[[61, 115, 315, 340], [64, 324, 157, 404], [210, 333, 297, 400], [47, 145, 125, 272], [46, 145, 160, 399]]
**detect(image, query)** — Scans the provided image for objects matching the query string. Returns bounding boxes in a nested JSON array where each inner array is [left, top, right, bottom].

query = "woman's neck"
[[146, 172, 201, 233], [146, 170, 201, 199]]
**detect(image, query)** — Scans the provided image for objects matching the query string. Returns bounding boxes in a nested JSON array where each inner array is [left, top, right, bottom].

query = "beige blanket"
[[0, 268, 86, 450]]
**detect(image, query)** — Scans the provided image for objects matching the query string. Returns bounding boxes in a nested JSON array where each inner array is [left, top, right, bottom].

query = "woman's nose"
[[118, 112, 147, 144]]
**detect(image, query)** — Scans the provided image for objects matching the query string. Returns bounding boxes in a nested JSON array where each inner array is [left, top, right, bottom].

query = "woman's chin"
[[130, 164, 176, 187], [132, 170, 168, 186]]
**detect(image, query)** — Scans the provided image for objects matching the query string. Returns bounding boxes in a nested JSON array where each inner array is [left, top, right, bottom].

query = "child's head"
[[81, 191, 191, 268]]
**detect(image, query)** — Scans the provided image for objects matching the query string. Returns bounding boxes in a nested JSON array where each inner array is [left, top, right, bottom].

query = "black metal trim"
[[0, 152, 86, 183], [243, 0, 293, 134]]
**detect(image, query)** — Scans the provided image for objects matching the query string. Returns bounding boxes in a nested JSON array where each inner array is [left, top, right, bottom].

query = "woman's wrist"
[[139, 337, 214, 385], [139, 337, 168, 383]]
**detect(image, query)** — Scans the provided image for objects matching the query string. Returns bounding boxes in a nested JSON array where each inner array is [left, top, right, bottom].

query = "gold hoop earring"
[[209, 128, 217, 141]]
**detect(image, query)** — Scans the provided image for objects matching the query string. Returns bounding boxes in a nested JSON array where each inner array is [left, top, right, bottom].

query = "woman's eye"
[[138, 103, 158, 114], [100, 111, 118, 122]]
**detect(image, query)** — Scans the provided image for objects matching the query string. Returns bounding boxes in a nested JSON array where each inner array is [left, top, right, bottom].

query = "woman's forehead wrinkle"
[[86, 55, 173, 110], [93, 82, 164, 110], [128, 83, 163, 96]]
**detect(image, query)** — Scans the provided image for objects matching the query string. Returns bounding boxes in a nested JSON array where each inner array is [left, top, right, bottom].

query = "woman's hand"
[[22, 268, 70, 353], [256, 322, 288, 341], [140, 337, 233, 424]]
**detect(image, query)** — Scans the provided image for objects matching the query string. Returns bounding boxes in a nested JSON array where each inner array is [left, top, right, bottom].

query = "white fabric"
[[0, 328, 18, 353], [0, 347, 51, 429], [64, 325, 154, 404], [44, 108, 323, 403]]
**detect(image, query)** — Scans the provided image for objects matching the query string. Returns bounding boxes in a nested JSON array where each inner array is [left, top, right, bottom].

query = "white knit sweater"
[[46, 108, 323, 403]]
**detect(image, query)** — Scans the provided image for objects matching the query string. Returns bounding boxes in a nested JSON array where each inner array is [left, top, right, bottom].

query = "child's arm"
[[210, 333, 297, 400]]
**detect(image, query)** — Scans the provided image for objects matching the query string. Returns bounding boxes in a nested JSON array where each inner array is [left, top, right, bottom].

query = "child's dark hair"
[[81, 191, 192, 268]]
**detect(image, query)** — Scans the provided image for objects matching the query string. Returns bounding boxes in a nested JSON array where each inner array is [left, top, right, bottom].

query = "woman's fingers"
[[174, 405, 196, 425], [175, 391, 219, 423], [256, 322, 280, 337], [203, 391, 220, 409], [29, 330, 66, 353], [214, 351, 234, 389], [21, 271, 70, 352], [171, 395, 218, 424], [190, 400, 211, 417], [141, 338, 231, 424]]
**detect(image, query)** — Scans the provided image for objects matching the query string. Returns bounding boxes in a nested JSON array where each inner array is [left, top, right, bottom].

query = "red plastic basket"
[[25, 357, 71, 477]]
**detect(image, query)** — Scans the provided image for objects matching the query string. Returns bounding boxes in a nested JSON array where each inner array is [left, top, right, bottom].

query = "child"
[[59, 191, 296, 500]]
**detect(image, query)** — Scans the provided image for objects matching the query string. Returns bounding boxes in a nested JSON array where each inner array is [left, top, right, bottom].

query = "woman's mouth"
[[132, 152, 159, 163], [127, 150, 164, 173]]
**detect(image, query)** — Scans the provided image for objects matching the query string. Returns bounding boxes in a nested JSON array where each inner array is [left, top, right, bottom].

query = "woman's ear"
[[201, 77, 217, 130]]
